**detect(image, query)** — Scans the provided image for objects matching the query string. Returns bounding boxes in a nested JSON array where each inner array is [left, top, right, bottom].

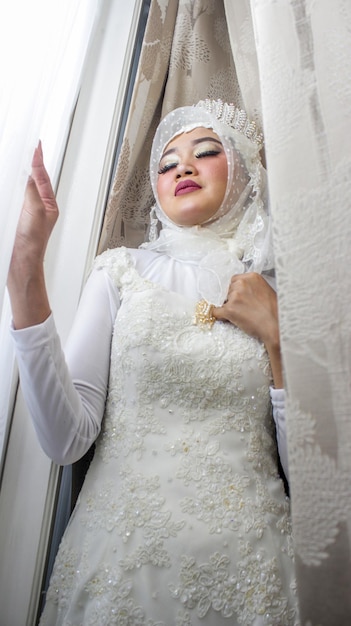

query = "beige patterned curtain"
[[98, 0, 351, 623], [98, 0, 245, 252]]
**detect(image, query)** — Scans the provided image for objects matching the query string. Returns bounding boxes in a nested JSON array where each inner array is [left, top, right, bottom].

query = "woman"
[[8, 100, 298, 625]]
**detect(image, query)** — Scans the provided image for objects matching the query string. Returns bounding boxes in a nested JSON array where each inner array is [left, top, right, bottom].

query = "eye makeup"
[[158, 137, 224, 175]]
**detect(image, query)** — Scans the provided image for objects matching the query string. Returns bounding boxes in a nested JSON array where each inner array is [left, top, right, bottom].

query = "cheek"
[[212, 157, 228, 193], [213, 153, 228, 177], [156, 176, 168, 206]]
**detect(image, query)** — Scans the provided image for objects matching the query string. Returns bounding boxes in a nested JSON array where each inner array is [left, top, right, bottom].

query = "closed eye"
[[195, 149, 221, 159], [158, 162, 177, 175]]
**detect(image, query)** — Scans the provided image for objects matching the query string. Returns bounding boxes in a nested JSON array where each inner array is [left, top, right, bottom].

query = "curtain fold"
[[251, 1, 351, 623], [223, 0, 262, 124], [99, 0, 351, 621]]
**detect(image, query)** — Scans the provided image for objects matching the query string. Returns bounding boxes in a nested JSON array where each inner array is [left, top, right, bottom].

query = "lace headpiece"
[[141, 99, 274, 306], [199, 99, 264, 148]]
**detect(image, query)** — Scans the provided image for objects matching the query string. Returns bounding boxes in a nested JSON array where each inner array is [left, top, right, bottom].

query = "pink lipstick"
[[175, 180, 201, 196]]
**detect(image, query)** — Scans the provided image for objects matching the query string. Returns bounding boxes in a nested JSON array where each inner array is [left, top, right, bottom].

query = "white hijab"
[[141, 100, 274, 306]]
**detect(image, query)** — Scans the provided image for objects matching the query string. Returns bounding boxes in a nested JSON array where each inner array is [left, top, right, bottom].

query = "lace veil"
[[141, 99, 273, 306]]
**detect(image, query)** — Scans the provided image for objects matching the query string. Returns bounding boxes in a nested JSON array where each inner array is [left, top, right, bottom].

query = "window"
[[0, 1, 148, 623]]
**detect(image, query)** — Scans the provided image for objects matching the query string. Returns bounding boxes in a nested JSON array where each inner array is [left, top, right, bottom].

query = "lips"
[[175, 179, 201, 196]]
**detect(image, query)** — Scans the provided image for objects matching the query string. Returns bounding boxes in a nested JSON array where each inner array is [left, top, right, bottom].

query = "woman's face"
[[156, 127, 228, 226]]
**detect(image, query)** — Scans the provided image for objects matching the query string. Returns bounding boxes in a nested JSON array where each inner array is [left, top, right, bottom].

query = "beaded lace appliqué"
[[169, 550, 295, 624], [42, 248, 298, 625]]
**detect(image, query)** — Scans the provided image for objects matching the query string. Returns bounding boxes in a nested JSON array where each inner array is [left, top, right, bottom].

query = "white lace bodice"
[[40, 248, 298, 626]]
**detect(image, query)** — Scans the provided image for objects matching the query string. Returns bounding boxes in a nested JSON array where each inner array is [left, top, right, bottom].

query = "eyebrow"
[[161, 136, 223, 159]]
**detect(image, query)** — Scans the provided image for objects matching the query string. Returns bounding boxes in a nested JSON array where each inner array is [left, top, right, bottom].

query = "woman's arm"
[[213, 273, 289, 478], [10, 268, 118, 465], [8, 146, 118, 464]]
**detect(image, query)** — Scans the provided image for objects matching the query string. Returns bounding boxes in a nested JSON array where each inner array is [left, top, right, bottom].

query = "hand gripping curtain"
[[98, 0, 351, 623]]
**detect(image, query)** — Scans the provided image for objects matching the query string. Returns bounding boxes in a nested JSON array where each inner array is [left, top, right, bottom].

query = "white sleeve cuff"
[[270, 386, 289, 482]]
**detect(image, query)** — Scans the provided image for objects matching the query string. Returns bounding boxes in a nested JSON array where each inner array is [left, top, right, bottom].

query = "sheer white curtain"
[[0, 0, 101, 462], [0, 4, 143, 622], [251, 1, 351, 623]]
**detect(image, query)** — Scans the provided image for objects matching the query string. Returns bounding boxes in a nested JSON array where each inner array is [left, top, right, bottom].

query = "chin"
[[178, 219, 202, 227], [175, 212, 212, 227]]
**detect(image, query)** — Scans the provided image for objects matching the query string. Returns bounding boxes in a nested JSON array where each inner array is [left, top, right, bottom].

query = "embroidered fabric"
[[141, 100, 274, 306], [39, 247, 299, 625]]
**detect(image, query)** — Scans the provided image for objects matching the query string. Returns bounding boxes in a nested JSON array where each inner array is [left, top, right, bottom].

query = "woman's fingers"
[[212, 275, 252, 323], [212, 273, 279, 343], [30, 143, 58, 214], [212, 303, 227, 321], [13, 144, 59, 261], [213, 273, 282, 387]]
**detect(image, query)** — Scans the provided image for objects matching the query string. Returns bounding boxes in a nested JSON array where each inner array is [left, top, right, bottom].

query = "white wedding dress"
[[25, 247, 298, 626]]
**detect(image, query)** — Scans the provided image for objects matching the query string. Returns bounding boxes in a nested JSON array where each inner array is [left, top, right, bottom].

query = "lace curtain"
[[253, 1, 351, 624], [98, 0, 351, 623]]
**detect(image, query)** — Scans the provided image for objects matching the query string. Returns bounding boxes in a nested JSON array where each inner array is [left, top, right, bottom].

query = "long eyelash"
[[158, 163, 176, 175], [158, 149, 221, 174], [195, 149, 221, 158]]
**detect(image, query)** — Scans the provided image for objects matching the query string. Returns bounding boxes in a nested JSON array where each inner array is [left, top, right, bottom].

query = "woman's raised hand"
[[213, 273, 283, 388], [13, 142, 59, 264], [7, 144, 58, 329]]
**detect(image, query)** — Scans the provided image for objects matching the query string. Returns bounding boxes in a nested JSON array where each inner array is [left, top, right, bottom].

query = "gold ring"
[[193, 299, 216, 329]]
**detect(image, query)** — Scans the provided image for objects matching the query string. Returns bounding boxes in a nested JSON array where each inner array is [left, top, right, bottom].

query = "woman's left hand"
[[213, 273, 283, 388]]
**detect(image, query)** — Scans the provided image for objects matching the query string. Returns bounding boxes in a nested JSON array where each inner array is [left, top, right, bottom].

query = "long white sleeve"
[[10, 268, 119, 465], [270, 387, 289, 480], [10, 247, 289, 474]]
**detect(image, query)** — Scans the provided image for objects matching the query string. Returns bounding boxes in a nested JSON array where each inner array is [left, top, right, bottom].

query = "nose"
[[176, 162, 196, 178]]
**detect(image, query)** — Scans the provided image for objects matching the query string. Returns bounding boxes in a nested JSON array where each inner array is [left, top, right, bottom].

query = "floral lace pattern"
[[41, 248, 298, 625], [169, 550, 295, 624], [44, 537, 81, 612], [46, 541, 168, 626]]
